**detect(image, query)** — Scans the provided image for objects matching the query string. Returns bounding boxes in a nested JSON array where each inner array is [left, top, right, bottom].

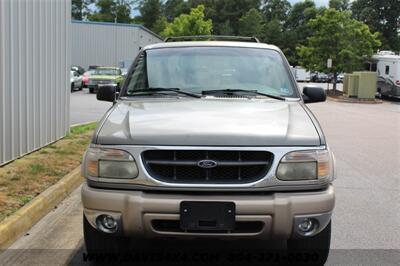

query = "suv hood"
[[96, 98, 321, 146]]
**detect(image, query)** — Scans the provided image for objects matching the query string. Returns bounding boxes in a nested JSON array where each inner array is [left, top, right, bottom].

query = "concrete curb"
[[70, 120, 96, 128], [0, 166, 83, 249], [327, 96, 383, 104]]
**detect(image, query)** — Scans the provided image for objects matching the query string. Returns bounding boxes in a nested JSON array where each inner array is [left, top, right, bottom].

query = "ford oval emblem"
[[197, 159, 218, 169]]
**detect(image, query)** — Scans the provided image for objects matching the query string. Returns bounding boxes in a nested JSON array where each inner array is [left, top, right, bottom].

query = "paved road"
[[70, 89, 112, 125], [2, 96, 399, 265], [309, 100, 400, 250]]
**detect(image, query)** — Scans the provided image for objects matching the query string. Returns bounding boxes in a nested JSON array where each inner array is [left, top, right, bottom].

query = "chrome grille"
[[89, 79, 113, 85], [142, 150, 273, 183]]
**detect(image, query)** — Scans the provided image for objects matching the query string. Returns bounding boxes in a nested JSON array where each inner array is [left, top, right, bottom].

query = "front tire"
[[287, 221, 331, 265], [89, 88, 94, 94], [83, 214, 127, 255]]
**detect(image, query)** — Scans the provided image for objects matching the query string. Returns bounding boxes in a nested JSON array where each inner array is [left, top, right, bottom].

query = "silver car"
[[70, 70, 83, 91], [81, 37, 335, 264]]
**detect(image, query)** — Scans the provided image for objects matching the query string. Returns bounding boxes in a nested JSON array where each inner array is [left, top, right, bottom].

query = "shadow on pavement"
[[382, 96, 400, 103], [68, 239, 292, 266]]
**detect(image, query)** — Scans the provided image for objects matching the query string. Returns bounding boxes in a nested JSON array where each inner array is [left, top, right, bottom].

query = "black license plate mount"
[[180, 201, 235, 231]]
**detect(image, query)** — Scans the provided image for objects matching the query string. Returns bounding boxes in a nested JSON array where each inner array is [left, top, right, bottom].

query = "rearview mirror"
[[97, 84, 117, 102], [302, 86, 326, 103]]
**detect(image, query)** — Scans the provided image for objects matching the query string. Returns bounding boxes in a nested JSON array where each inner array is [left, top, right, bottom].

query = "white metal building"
[[71, 20, 163, 69], [0, 0, 71, 165]]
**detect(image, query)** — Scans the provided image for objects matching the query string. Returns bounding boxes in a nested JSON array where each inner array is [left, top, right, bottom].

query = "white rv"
[[292, 66, 311, 82], [367, 51, 400, 98]]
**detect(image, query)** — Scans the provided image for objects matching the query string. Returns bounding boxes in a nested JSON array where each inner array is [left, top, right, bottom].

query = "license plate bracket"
[[180, 201, 235, 231]]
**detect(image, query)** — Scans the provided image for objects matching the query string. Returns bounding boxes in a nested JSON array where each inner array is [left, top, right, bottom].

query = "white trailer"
[[293, 66, 311, 82], [368, 51, 400, 98]]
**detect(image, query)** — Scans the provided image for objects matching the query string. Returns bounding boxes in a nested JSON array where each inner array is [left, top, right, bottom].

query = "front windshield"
[[94, 68, 120, 76], [125, 47, 298, 98]]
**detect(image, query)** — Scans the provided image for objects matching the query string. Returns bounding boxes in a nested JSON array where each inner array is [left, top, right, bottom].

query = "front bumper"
[[87, 85, 98, 90], [82, 183, 334, 240]]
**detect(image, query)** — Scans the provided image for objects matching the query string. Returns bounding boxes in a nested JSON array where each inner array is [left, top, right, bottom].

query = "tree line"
[[72, 0, 399, 81]]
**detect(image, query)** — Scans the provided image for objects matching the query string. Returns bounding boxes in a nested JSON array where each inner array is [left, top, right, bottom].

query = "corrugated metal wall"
[[0, 0, 71, 165], [71, 20, 162, 69]]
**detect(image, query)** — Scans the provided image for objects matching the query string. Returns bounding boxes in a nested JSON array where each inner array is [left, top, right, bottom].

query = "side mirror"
[[302, 86, 326, 103], [97, 84, 117, 102]]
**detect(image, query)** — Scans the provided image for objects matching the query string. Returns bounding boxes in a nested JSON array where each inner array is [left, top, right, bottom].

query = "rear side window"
[[385, 65, 390, 75]]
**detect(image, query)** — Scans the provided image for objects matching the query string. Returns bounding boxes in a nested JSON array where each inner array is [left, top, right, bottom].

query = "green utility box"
[[353, 71, 377, 99], [344, 74, 359, 97], [343, 74, 349, 94]]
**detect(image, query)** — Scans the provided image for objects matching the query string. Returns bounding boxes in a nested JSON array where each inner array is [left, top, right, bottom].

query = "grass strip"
[[0, 122, 97, 222]]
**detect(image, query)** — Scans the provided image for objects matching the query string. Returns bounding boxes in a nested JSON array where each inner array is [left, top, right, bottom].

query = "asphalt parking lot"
[[70, 89, 112, 125], [1, 87, 399, 265]]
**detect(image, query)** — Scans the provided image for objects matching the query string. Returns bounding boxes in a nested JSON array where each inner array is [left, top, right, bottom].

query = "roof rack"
[[164, 35, 260, 43]]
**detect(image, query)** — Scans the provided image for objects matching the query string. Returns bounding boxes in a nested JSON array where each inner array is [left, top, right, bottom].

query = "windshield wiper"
[[128, 87, 201, 98], [202, 89, 285, 100]]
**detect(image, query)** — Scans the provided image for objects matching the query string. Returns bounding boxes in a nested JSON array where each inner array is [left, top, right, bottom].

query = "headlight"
[[85, 148, 138, 179], [276, 150, 331, 181]]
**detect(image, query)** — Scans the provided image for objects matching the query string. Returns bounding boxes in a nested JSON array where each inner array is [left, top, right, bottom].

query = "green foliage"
[[162, 5, 212, 37], [282, 0, 318, 65], [29, 164, 45, 175], [262, 0, 291, 22], [297, 9, 381, 83], [218, 20, 234, 36], [351, 0, 400, 51], [187, 0, 261, 35], [10, 174, 22, 181], [139, 0, 163, 31], [328, 0, 350, 11], [238, 8, 264, 37], [164, 0, 190, 22], [261, 19, 284, 47], [74, 0, 396, 68], [71, 0, 91, 20], [114, 0, 132, 23], [285, 0, 317, 30], [88, 0, 132, 23], [152, 17, 168, 34], [69, 122, 97, 135], [19, 195, 33, 206], [87, 0, 116, 22]]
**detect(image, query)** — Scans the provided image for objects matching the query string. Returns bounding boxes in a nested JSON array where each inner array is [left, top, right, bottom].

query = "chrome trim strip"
[[86, 179, 330, 192]]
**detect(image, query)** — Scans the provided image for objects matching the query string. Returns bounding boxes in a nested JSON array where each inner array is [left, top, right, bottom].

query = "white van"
[[293, 66, 311, 82], [367, 51, 400, 98]]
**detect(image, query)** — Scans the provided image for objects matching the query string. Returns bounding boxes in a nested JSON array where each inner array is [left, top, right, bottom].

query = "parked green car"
[[87, 67, 124, 93]]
